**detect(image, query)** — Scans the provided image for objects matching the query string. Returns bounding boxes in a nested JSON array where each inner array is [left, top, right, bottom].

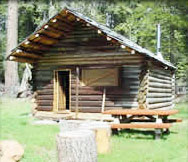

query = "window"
[[81, 68, 118, 86]]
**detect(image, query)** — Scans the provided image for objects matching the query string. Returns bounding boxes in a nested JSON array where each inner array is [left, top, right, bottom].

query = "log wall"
[[32, 23, 145, 112], [146, 65, 175, 110], [32, 22, 175, 112], [33, 64, 143, 112]]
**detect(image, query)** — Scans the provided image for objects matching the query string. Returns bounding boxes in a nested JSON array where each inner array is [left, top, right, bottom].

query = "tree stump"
[[79, 122, 111, 154], [56, 130, 97, 162], [59, 120, 111, 154]]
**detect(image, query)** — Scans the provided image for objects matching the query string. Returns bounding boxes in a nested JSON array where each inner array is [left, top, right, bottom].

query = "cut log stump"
[[79, 121, 111, 154], [56, 130, 97, 162], [59, 120, 111, 154]]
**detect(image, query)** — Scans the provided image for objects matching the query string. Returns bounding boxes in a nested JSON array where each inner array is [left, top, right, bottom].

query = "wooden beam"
[[29, 34, 59, 45], [12, 51, 42, 59], [75, 66, 79, 118], [103, 109, 178, 116], [49, 20, 72, 32], [111, 123, 171, 129], [101, 87, 106, 113], [20, 41, 50, 52], [9, 56, 35, 63], [37, 28, 62, 39], [42, 25, 68, 37]]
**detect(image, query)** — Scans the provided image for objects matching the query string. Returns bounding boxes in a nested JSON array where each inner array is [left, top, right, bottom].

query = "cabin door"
[[53, 70, 70, 112]]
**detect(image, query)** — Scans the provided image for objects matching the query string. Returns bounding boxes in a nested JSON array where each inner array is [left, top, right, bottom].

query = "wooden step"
[[103, 109, 178, 116], [111, 123, 171, 129]]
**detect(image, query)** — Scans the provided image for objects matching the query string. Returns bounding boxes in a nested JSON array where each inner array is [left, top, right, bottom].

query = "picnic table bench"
[[103, 109, 181, 139]]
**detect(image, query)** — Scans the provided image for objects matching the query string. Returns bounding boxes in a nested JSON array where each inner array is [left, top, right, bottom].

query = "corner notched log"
[[138, 66, 149, 109]]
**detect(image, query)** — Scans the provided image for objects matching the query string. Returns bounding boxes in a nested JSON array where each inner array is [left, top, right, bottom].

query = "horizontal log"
[[147, 93, 172, 98], [37, 106, 53, 111], [71, 89, 103, 95], [34, 80, 53, 86], [38, 55, 143, 63], [71, 96, 138, 102], [148, 82, 172, 89], [35, 64, 143, 70], [38, 59, 144, 67], [150, 68, 172, 77], [34, 70, 53, 76], [122, 75, 140, 79], [149, 105, 173, 110], [73, 85, 139, 91], [37, 89, 53, 95], [34, 77, 53, 82], [148, 87, 172, 93], [38, 53, 142, 60], [149, 73, 171, 81], [70, 108, 102, 113], [71, 89, 139, 95], [37, 101, 53, 106], [37, 95, 53, 100], [147, 102, 172, 109], [148, 76, 172, 84], [115, 103, 138, 108], [122, 69, 141, 73], [147, 97, 173, 104]]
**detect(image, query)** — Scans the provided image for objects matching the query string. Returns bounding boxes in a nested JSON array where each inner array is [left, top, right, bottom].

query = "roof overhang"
[[7, 7, 176, 70]]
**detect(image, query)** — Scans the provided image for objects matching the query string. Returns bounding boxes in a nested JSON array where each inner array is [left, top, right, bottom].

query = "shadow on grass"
[[112, 129, 176, 140], [20, 112, 30, 116]]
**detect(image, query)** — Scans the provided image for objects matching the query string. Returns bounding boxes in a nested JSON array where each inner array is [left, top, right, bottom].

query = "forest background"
[[0, 0, 187, 88]]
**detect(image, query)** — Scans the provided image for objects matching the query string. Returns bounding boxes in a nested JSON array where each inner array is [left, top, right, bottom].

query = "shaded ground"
[[0, 98, 187, 162]]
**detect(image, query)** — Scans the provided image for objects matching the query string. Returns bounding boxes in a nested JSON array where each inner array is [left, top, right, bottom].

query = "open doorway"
[[53, 70, 70, 112]]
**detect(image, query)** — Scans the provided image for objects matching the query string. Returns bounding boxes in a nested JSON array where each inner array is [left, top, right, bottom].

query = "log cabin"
[[7, 8, 176, 115]]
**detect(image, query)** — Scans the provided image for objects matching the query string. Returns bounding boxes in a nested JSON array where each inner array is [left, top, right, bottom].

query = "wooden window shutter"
[[81, 68, 118, 86]]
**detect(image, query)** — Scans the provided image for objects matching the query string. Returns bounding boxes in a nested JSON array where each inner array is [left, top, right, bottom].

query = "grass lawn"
[[0, 97, 187, 162]]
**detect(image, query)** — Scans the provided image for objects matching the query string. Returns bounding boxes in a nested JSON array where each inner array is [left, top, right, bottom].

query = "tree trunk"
[[17, 63, 32, 98], [59, 120, 111, 154], [5, 0, 19, 96], [56, 130, 97, 162]]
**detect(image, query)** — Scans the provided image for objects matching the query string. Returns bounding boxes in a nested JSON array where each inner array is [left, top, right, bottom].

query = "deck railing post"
[[75, 66, 79, 118]]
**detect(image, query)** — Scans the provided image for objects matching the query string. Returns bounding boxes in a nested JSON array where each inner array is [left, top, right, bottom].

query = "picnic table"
[[103, 109, 181, 139]]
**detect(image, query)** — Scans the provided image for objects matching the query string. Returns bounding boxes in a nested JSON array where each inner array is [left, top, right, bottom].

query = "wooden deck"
[[34, 111, 116, 122]]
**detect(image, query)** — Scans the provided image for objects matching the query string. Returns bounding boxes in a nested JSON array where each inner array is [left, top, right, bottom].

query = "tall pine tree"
[[5, 0, 19, 96]]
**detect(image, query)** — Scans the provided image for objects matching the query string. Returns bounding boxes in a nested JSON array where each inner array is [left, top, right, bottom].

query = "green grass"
[[0, 98, 59, 162], [0, 98, 187, 162]]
